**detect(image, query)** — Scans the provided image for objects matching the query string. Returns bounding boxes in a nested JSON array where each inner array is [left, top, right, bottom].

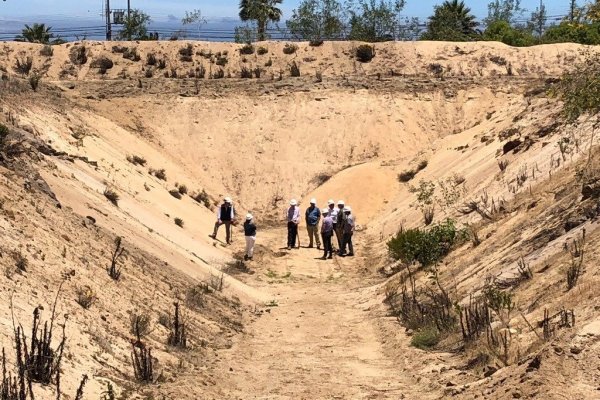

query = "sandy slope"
[[0, 40, 599, 399]]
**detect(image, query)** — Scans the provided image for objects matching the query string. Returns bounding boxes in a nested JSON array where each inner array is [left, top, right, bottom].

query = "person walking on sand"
[[243, 213, 256, 261], [340, 206, 355, 257], [286, 199, 301, 250], [335, 200, 346, 253], [305, 198, 322, 249], [210, 197, 235, 244], [327, 199, 338, 251], [320, 208, 334, 259]]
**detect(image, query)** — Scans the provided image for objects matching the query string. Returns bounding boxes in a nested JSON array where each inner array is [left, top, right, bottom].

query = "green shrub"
[[411, 326, 440, 350], [356, 45, 375, 63], [177, 184, 188, 195], [387, 219, 465, 267], [257, 46, 268, 55]]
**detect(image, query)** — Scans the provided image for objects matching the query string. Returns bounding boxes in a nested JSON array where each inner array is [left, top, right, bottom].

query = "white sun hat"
[[310, 198, 317, 204], [246, 213, 253, 220], [321, 208, 329, 214], [224, 197, 232, 203], [344, 206, 352, 212], [327, 199, 335, 205], [337, 200, 345, 206], [290, 199, 298, 206]]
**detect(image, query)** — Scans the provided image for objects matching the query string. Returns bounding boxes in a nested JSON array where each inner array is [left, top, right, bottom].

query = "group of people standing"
[[210, 197, 355, 261], [287, 198, 355, 260]]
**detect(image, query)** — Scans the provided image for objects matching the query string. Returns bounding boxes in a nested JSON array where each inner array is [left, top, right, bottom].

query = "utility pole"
[[105, 0, 112, 40], [127, 0, 131, 40]]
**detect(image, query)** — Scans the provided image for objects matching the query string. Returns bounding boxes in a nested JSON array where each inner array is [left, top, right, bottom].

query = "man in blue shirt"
[[305, 198, 321, 249]]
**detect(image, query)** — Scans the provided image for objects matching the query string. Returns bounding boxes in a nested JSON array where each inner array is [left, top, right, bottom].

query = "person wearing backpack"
[[243, 213, 257, 261], [305, 198, 321, 249], [210, 197, 235, 244]]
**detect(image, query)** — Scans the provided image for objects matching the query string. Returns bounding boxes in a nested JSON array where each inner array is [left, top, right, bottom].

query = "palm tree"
[[239, 0, 283, 41], [15, 23, 53, 44], [423, 0, 479, 41]]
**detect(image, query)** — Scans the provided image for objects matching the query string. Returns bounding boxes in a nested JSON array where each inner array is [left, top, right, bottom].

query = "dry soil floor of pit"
[[211, 228, 434, 400]]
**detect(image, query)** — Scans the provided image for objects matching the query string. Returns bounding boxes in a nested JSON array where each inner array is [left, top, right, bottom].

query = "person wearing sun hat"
[[210, 196, 235, 244], [286, 198, 301, 250], [335, 200, 346, 253], [243, 213, 257, 261], [340, 206, 355, 257], [305, 198, 321, 249], [320, 207, 334, 259]]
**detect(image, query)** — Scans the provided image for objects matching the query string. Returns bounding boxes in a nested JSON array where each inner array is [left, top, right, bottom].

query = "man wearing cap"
[[210, 197, 235, 244], [286, 199, 301, 250], [340, 206, 355, 257], [335, 200, 346, 253], [320, 208, 334, 259], [305, 198, 321, 249], [243, 213, 257, 261]]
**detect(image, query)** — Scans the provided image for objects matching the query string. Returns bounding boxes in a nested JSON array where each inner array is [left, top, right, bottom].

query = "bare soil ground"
[[0, 40, 599, 399]]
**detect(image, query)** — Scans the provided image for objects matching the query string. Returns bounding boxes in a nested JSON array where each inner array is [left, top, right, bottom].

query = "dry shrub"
[[149, 168, 167, 181], [290, 61, 300, 77], [239, 43, 254, 55], [90, 56, 114, 73], [40, 45, 53, 57], [69, 45, 87, 65], [130, 312, 152, 341], [174, 217, 184, 227], [14, 57, 32, 75], [283, 43, 298, 55], [257, 46, 268, 55], [103, 187, 119, 206], [169, 189, 182, 199], [76, 285, 97, 309], [356, 45, 375, 62]]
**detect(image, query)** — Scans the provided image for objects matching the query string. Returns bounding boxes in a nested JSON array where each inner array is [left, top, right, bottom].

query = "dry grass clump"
[[40, 45, 54, 57], [174, 217, 184, 228], [14, 57, 33, 75], [283, 43, 298, 55], [257, 46, 268, 55], [149, 168, 167, 181], [290, 61, 300, 77], [103, 187, 120, 206], [169, 189, 182, 199]]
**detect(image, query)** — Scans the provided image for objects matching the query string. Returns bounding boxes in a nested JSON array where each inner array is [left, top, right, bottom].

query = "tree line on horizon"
[[8, 0, 600, 46]]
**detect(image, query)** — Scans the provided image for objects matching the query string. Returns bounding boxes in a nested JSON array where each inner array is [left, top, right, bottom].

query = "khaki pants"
[[245, 236, 255, 258], [307, 224, 321, 247]]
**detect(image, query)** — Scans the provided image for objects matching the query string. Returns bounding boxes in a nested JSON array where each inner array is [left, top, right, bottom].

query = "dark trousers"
[[321, 232, 333, 258], [341, 232, 354, 255], [287, 221, 298, 248], [213, 220, 232, 243], [334, 226, 344, 251]]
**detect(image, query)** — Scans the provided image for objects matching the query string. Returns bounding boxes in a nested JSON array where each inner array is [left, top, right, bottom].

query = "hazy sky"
[[0, 0, 580, 21]]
